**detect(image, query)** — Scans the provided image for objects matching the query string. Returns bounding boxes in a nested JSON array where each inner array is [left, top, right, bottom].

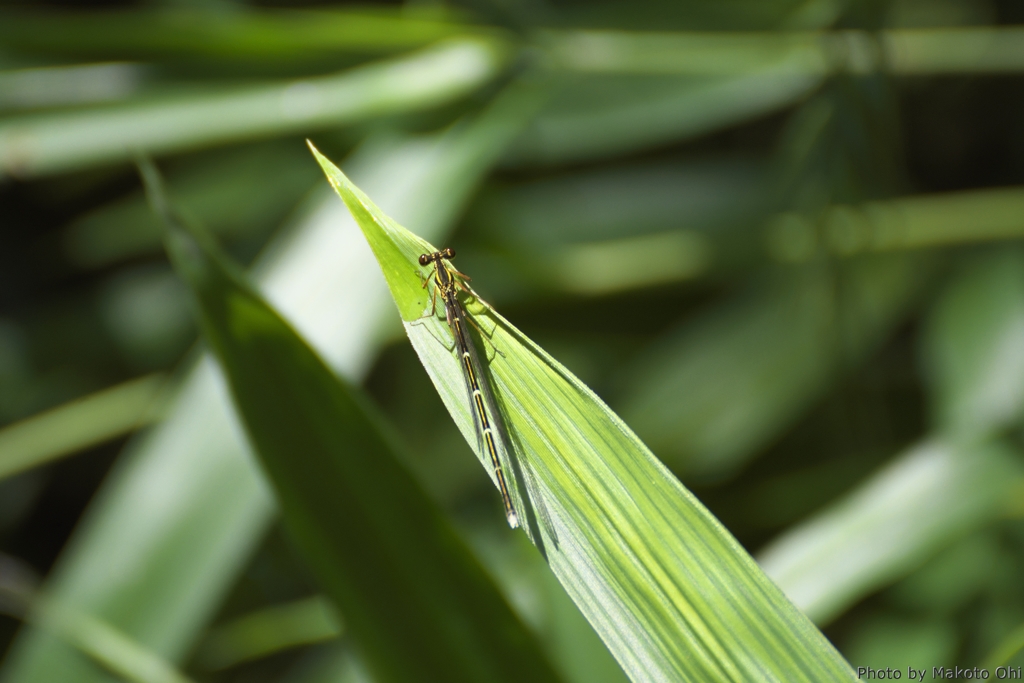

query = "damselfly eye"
[[443, 247, 456, 259], [418, 254, 430, 266]]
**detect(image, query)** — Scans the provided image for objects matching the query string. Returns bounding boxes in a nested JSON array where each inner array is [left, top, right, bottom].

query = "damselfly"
[[419, 248, 519, 529]]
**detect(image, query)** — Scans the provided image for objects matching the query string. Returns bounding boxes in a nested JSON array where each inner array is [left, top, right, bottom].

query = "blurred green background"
[[3, 0, 1024, 681]]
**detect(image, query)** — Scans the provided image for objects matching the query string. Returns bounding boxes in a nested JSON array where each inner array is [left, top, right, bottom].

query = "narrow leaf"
[[619, 255, 931, 478], [545, 28, 1024, 77], [0, 7, 471, 61], [0, 374, 167, 482], [0, 567, 193, 683], [756, 250, 1024, 625], [197, 596, 341, 671], [63, 143, 320, 268], [504, 69, 818, 166], [312, 145, 856, 682], [0, 38, 504, 178], [35, 603, 196, 683], [759, 439, 1023, 625], [923, 249, 1024, 436], [768, 187, 1024, 260], [148, 160, 563, 683], [2, 101, 537, 683]]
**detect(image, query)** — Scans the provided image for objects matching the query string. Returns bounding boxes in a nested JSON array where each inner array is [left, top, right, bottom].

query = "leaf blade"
[[0, 374, 167, 482], [312, 146, 857, 682], [0, 38, 504, 178], [2, 99, 541, 683], [151, 160, 564, 683]]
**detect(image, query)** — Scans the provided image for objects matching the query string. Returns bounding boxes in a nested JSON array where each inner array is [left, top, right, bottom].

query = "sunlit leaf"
[[0, 38, 505, 178], [759, 439, 1023, 625], [312, 144, 856, 682]]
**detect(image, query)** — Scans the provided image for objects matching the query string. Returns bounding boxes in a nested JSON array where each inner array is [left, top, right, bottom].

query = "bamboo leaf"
[[1, 91, 539, 683], [34, 603, 196, 683], [0, 560, 194, 683], [766, 187, 1024, 260], [544, 28, 1024, 77], [923, 249, 1024, 436], [619, 255, 931, 479], [0, 374, 167, 482], [196, 596, 341, 671], [311, 144, 856, 682], [503, 70, 818, 166], [759, 251, 1024, 626], [63, 142, 320, 269], [0, 62, 144, 112], [149, 158, 564, 683], [758, 438, 1024, 625], [0, 37, 505, 178], [0, 7, 472, 62]]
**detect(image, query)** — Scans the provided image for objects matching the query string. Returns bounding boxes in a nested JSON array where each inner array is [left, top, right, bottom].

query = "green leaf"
[[63, 143, 320, 269], [503, 70, 819, 166], [983, 622, 1024, 670], [311, 144, 856, 682], [149, 158, 564, 683], [30, 603, 196, 683], [884, 27, 1024, 75], [757, 249, 1024, 629], [618, 255, 931, 479], [543, 29, 832, 76], [757, 249, 1024, 626], [0, 374, 167, 482], [0, 358, 272, 683], [0, 563, 194, 683], [0, 7, 473, 62], [0, 37, 505, 178], [0, 62, 144, 112], [470, 527, 630, 683], [759, 438, 1024, 625], [767, 187, 1024, 260], [543, 28, 1024, 77], [923, 248, 1024, 436], [2, 94, 539, 683], [196, 596, 341, 671]]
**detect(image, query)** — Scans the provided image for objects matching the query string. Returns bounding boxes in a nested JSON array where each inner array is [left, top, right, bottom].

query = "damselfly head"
[[419, 248, 456, 267]]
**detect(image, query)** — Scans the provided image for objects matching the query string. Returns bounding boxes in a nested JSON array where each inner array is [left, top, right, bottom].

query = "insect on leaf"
[[310, 142, 857, 683]]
